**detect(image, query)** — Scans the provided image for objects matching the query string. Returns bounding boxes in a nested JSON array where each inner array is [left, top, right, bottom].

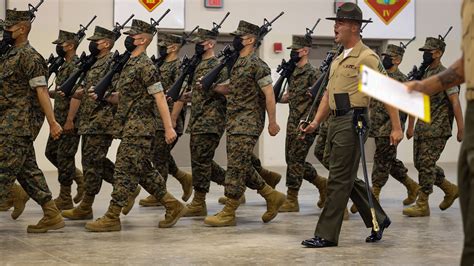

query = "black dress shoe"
[[365, 217, 391, 243], [302, 236, 337, 248]]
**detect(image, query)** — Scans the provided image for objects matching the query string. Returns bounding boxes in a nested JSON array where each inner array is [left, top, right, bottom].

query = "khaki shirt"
[[462, 0, 474, 97], [327, 40, 385, 110]]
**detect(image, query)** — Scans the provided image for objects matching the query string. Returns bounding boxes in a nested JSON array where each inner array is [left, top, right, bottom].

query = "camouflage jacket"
[[158, 59, 186, 134], [54, 55, 79, 126], [0, 42, 47, 140], [113, 52, 160, 138], [186, 56, 227, 135], [369, 68, 408, 137], [226, 53, 272, 136], [286, 62, 320, 136], [78, 52, 117, 135], [414, 64, 458, 140]]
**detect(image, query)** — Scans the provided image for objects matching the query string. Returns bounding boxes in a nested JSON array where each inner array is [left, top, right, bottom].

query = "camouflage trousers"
[[414, 137, 449, 195], [224, 134, 266, 199], [111, 137, 166, 207], [458, 101, 474, 266], [371, 137, 409, 188], [190, 133, 225, 193], [81, 135, 115, 196], [153, 130, 180, 180], [314, 120, 330, 170], [0, 135, 52, 205], [286, 132, 318, 190], [45, 132, 80, 186]]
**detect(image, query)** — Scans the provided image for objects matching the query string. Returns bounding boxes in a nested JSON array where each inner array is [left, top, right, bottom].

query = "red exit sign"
[[205, 0, 223, 8]]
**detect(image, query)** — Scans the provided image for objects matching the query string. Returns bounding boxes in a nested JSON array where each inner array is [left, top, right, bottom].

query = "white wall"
[[8, 0, 463, 171]]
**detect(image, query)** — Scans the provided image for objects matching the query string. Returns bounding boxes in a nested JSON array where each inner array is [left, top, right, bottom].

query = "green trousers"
[[459, 101, 474, 266], [314, 114, 388, 244]]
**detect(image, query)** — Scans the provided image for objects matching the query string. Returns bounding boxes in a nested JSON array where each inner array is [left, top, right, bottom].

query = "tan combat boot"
[[73, 168, 85, 204], [218, 195, 246, 205], [11, 183, 30, 220], [54, 185, 74, 210], [350, 203, 358, 214], [437, 179, 459, 210], [174, 169, 193, 202], [373, 186, 381, 202], [259, 169, 282, 189], [258, 184, 286, 223], [85, 204, 122, 232], [312, 175, 328, 208], [122, 186, 141, 215], [139, 195, 162, 207], [158, 192, 187, 228], [401, 176, 420, 205], [61, 194, 94, 220], [350, 186, 381, 214], [184, 191, 207, 217], [204, 197, 240, 227], [27, 201, 65, 233], [403, 191, 430, 217], [343, 207, 350, 220], [279, 188, 299, 212], [0, 187, 14, 211]]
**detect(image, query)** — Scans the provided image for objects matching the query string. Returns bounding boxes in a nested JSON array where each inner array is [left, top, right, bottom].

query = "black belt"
[[330, 107, 367, 117]]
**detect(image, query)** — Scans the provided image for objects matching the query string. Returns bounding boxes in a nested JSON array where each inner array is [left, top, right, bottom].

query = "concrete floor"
[[0, 163, 463, 265]]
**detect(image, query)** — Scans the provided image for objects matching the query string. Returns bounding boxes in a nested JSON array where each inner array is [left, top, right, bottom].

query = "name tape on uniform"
[[358, 65, 431, 123]]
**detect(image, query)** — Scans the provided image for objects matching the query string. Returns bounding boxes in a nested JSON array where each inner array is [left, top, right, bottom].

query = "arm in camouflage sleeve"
[[36, 86, 63, 139]]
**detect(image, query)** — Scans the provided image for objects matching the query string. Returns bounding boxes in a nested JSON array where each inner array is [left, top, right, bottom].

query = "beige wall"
[[8, 0, 464, 171]]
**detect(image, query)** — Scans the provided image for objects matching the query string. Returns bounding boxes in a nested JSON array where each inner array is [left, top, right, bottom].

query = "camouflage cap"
[[87, 26, 116, 41], [419, 37, 446, 52], [124, 19, 155, 35], [231, 20, 260, 36], [53, 30, 79, 44], [2, 9, 32, 27], [326, 3, 372, 23], [192, 28, 218, 43], [287, 35, 312, 49], [157, 32, 182, 46], [382, 44, 405, 57]]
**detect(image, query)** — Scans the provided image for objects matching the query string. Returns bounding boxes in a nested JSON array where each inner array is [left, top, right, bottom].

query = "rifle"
[[48, 15, 97, 79], [273, 18, 320, 102], [28, 0, 45, 23], [59, 15, 134, 97], [149, 9, 172, 70], [0, 0, 45, 56], [201, 12, 284, 90], [94, 10, 172, 101], [299, 19, 372, 137], [167, 13, 230, 102]]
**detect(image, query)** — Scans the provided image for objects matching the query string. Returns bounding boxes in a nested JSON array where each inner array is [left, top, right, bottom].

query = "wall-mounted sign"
[[114, 0, 184, 29], [205, 0, 223, 8], [365, 0, 411, 25]]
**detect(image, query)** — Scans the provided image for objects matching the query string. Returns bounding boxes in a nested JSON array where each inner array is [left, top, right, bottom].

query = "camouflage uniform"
[[224, 42, 273, 199], [0, 40, 52, 205], [154, 33, 185, 179], [314, 120, 330, 169], [414, 63, 458, 195], [186, 34, 228, 192], [45, 31, 81, 187], [78, 27, 118, 197], [111, 51, 168, 206], [285, 60, 321, 189], [369, 45, 410, 189]]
